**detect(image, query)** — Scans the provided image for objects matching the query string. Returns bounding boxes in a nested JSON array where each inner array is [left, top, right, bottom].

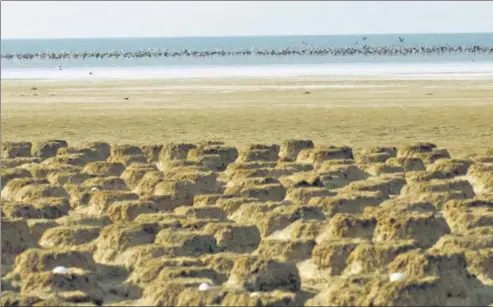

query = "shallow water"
[[2, 34, 493, 67], [2, 33, 493, 80]]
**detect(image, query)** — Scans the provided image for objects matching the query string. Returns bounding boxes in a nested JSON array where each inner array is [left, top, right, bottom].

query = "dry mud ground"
[[1, 79, 493, 306]]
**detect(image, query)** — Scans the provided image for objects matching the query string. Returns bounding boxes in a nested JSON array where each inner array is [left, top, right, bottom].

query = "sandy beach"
[[2, 76, 493, 306], [4, 1, 493, 305], [2, 77, 493, 156]]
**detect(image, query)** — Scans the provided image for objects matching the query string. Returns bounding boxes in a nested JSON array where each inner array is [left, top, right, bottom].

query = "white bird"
[[389, 272, 406, 282], [198, 282, 212, 291], [53, 266, 70, 274]]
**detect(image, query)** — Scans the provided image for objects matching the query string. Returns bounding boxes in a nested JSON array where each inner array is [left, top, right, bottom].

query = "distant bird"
[[362, 36, 367, 41], [58, 65, 62, 71], [399, 37, 405, 43]]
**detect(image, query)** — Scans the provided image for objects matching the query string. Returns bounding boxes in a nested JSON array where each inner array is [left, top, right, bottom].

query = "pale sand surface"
[[2, 77, 493, 306], [2, 78, 493, 156]]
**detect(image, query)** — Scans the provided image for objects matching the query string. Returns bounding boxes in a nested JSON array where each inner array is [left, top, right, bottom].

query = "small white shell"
[[198, 282, 211, 291], [250, 292, 260, 297], [52, 266, 69, 274], [389, 272, 406, 282], [91, 187, 100, 192]]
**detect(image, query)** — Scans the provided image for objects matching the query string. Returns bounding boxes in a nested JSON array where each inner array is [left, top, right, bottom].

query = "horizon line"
[[2, 31, 493, 40]]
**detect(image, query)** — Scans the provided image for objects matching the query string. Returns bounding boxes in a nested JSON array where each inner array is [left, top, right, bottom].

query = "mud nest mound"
[[2, 140, 493, 306]]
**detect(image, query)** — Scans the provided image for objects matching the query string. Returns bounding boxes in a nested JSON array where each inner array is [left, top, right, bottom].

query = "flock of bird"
[[1, 37, 492, 61]]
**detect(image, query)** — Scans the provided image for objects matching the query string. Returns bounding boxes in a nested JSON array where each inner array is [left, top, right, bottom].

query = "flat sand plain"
[[2, 78, 493, 156]]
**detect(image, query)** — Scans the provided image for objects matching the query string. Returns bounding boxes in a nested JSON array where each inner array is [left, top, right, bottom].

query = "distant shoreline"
[[2, 62, 493, 81]]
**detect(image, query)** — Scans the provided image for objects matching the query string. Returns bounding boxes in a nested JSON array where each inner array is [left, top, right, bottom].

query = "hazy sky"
[[2, 1, 493, 39]]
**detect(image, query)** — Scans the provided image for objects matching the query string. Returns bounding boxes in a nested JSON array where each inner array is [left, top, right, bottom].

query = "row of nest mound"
[[2, 139, 493, 306]]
